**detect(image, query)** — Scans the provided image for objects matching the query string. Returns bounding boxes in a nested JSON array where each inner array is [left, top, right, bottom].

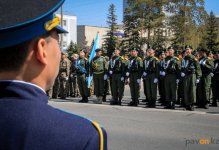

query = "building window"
[[63, 20, 66, 26], [63, 41, 66, 47], [64, 33, 66, 36]]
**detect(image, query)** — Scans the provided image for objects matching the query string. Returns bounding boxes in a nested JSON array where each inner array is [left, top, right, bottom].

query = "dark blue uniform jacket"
[[0, 81, 107, 150]]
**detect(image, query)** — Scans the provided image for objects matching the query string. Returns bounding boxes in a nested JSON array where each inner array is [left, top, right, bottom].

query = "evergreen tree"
[[104, 4, 118, 57], [91, 38, 95, 49], [204, 11, 219, 51], [67, 40, 80, 60]]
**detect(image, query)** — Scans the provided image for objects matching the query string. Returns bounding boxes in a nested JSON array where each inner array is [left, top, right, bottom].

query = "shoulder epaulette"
[[125, 58, 128, 60], [207, 57, 211, 60], [138, 57, 142, 60], [154, 57, 158, 61], [101, 56, 105, 58], [175, 57, 179, 61], [194, 57, 198, 61], [84, 57, 88, 61], [120, 56, 124, 60]]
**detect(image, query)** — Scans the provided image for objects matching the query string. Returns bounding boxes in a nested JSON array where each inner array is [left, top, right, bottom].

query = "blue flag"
[[87, 33, 99, 87]]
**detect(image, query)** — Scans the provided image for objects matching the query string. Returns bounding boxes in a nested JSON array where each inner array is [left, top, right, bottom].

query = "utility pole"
[[61, 5, 63, 51]]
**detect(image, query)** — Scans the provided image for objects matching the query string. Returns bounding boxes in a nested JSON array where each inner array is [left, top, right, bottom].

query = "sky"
[[56, 0, 219, 28]]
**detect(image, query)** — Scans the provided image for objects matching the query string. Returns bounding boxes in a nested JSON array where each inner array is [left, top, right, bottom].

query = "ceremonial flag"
[[87, 33, 99, 87]]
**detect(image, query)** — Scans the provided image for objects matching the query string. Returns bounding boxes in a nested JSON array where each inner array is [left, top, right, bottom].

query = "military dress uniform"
[[59, 54, 70, 99], [160, 55, 181, 109], [197, 49, 214, 109], [76, 54, 89, 103], [159, 53, 166, 104], [109, 53, 126, 105], [69, 59, 80, 97], [0, 0, 107, 149], [90, 49, 108, 104], [126, 54, 143, 107], [143, 55, 159, 108], [181, 49, 202, 111], [211, 53, 219, 106]]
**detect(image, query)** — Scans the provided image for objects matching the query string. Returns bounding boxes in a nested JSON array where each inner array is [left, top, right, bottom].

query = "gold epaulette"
[[154, 57, 158, 61], [207, 57, 211, 60], [175, 57, 179, 61], [125, 58, 128, 60], [101, 56, 105, 58], [120, 56, 124, 59], [138, 57, 142, 60], [84, 57, 88, 61], [194, 57, 198, 61]]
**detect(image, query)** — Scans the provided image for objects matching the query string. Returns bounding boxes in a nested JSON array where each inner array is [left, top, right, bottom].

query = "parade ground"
[[49, 86, 219, 150]]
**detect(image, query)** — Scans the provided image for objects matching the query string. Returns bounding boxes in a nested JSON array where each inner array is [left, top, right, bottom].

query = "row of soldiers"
[[48, 45, 219, 111]]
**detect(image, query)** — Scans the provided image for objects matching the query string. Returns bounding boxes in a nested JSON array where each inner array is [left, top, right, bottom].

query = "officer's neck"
[[149, 55, 154, 58], [132, 55, 137, 57], [201, 54, 207, 58], [115, 54, 119, 57]]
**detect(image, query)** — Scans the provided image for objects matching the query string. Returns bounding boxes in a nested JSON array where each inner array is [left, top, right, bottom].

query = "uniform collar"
[[0, 80, 48, 103]]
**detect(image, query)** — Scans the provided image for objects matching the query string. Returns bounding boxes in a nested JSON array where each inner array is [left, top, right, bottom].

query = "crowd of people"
[[48, 45, 219, 111]]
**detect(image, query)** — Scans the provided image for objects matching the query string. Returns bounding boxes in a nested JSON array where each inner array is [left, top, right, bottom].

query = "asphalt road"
[[48, 86, 219, 150]]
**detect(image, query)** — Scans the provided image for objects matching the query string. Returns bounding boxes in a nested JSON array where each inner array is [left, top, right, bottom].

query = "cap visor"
[[54, 25, 68, 33]]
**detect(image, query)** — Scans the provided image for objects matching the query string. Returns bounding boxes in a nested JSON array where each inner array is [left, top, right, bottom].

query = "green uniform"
[[59, 58, 70, 98], [109, 55, 126, 105], [162, 56, 181, 108], [76, 57, 89, 102], [181, 55, 202, 108], [90, 56, 108, 103], [197, 56, 213, 107], [212, 60, 219, 106], [177, 58, 183, 105], [143, 56, 159, 107], [52, 76, 60, 98], [159, 58, 166, 103], [69, 60, 80, 97], [127, 56, 143, 106]]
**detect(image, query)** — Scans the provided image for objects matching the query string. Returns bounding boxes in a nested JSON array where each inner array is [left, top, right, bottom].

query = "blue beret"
[[0, 0, 68, 49]]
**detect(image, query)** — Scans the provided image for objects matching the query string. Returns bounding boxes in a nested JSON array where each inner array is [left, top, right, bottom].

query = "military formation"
[[48, 45, 219, 111]]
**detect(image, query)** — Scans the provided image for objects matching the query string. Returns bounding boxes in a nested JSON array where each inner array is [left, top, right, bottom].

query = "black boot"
[[164, 101, 171, 109], [110, 98, 117, 105], [142, 99, 147, 102], [79, 96, 85, 103], [128, 99, 135, 106], [189, 104, 194, 111], [150, 101, 156, 108], [83, 97, 88, 103], [210, 99, 218, 107], [134, 99, 138, 107], [204, 102, 209, 109], [103, 96, 106, 102], [118, 98, 122, 105], [183, 105, 190, 110], [147, 101, 153, 107], [171, 102, 175, 109]]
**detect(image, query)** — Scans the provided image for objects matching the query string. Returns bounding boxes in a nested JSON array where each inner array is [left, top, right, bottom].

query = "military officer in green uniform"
[[211, 51, 219, 106], [126, 48, 143, 107], [180, 45, 202, 111], [143, 46, 159, 108], [75, 49, 89, 103], [59, 51, 70, 99], [160, 47, 181, 109], [90, 49, 108, 104], [109, 48, 126, 105], [197, 48, 214, 109]]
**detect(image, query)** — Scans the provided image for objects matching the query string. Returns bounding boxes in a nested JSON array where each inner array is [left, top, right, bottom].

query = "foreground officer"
[[0, 1, 107, 149], [197, 48, 213, 109], [181, 45, 202, 111], [90, 49, 108, 104], [143, 47, 159, 108], [76, 49, 89, 103], [126, 48, 143, 107], [109, 48, 125, 105], [160, 47, 181, 109]]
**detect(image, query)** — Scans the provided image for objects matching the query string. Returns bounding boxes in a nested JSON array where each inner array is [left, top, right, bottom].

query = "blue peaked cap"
[[0, 0, 68, 49]]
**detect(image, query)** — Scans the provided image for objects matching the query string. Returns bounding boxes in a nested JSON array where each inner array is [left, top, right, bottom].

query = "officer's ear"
[[35, 37, 48, 65]]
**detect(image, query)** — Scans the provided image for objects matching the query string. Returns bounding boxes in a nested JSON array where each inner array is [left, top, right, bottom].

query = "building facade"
[[55, 13, 77, 49]]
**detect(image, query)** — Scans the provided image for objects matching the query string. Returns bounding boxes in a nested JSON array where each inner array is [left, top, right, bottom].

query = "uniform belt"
[[93, 71, 104, 74], [147, 71, 155, 74], [187, 72, 196, 74], [167, 72, 176, 74], [113, 71, 122, 74]]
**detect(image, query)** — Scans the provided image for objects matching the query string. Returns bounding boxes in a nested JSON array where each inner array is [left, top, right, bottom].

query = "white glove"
[[181, 73, 185, 77], [90, 76, 93, 81], [201, 61, 206, 65], [70, 74, 73, 78], [196, 79, 200, 83], [104, 74, 107, 80], [137, 79, 141, 83], [162, 71, 166, 76], [143, 72, 147, 76], [154, 78, 158, 83], [176, 79, 179, 84], [211, 73, 214, 77], [160, 71, 162, 75], [66, 77, 68, 81], [109, 70, 113, 74], [121, 77, 124, 81], [85, 77, 88, 81], [126, 72, 130, 77]]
